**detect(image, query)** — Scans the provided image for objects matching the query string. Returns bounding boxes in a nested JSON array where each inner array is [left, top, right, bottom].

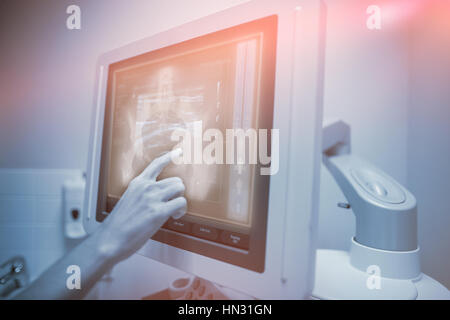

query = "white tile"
[[34, 196, 62, 225], [0, 169, 83, 196], [0, 170, 82, 283], [0, 196, 35, 223], [32, 226, 65, 251], [0, 170, 35, 195], [32, 250, 65, 280], [0, 226, 33, 250], [33, 170, 83, 196]]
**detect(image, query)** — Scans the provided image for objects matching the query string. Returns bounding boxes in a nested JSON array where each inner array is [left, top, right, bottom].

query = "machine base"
[[312, 249, 450, 300]]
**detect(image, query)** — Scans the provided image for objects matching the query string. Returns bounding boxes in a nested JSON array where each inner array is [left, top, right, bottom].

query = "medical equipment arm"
[[322, 120, 418, 251], [313, 121, 450, 299]]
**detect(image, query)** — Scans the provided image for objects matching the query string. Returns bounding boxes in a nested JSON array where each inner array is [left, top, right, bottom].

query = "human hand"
[[95, 149, 186, 264]]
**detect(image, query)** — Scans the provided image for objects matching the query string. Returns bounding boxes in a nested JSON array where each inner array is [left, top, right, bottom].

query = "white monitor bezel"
[[84, 0, 326, 299]]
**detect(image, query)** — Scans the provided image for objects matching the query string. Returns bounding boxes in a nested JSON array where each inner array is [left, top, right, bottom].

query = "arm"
[[16, 150, 186, 300]]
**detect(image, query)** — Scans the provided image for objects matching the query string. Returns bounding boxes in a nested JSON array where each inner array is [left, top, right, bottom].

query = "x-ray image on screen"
[[106, 35, 262, 228]]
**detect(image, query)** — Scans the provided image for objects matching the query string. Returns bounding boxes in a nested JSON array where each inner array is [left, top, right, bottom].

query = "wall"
[[0, 169, 81, 286], [319, 0, 450, 289], [318, 0, 410, 250], [407, 0, 450, 288]]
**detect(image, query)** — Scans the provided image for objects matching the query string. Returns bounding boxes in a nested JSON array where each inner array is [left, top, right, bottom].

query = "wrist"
[[87, 226, 121, 269]]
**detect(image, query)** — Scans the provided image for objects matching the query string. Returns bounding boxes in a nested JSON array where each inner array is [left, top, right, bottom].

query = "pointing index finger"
[[141, 148, 182, 181]]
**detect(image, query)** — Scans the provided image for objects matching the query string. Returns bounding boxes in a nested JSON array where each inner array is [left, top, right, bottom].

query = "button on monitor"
[[164, 218, 191, 233], [220, 231, 249, 249], [192, 224, 219, 241]]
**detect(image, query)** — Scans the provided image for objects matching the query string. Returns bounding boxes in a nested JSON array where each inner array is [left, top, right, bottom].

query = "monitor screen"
[[97, 15, 277, 272]]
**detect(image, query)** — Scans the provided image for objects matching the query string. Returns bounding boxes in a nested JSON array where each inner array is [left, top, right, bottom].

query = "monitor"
[[84, 0, 326, 299]]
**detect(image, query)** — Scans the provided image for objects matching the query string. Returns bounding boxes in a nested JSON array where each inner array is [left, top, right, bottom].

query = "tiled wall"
[[0, 169, 82, 282], [0, 169, 188, 299]]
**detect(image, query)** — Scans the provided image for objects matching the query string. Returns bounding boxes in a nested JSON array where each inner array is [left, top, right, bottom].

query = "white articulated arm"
[[322, 120, 417, 251]]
